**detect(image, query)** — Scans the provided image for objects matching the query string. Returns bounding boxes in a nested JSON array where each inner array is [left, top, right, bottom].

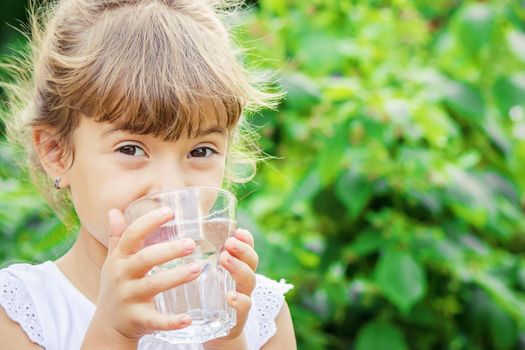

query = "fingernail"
[[230, 239, 239, 252], [161, 207, 172, 216], [189, 262, 201, 274], [182, 239, 194, 252], [181, 315, 191, 325], [230, 291, 238, 301], [227, 255, 235, 266]]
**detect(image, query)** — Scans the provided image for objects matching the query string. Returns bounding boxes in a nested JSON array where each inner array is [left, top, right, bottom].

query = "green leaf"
[[323, 77, 361, 103], [489, 303, 517, 350], [445, 168, 493, 229], [375, 249, 427, 313], [296, 34, 345, 75], [318, 122, 348, 186], [455, 3, 495, 55], [259, 0, 287, 16], [282, 164, 321, 210], [335, 169, 372, 219], [344, 229, 384, 258], [355, 321, 409, 350], [280, 73, 322, 113], [442, 80, 486, 123], [413, 104, 457, 148], [517, 265, 525, 291], [238, 209, 299, 275], [414, 235, 464, 268], [474, 272, 525, 328], [469, 289, 518, 350], [507, 30, 525, 63], [493, 74, 525, 117]]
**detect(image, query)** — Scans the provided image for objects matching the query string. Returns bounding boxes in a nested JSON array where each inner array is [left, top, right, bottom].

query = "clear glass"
[[124, 186, 237, 344]]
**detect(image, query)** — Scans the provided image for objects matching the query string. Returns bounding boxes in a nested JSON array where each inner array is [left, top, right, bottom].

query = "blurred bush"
[[1, 1, 525, 349]]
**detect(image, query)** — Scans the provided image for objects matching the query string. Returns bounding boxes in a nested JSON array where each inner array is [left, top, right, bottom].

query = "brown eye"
[[117, 145, 146, 157], [188, 147, 217, 158]]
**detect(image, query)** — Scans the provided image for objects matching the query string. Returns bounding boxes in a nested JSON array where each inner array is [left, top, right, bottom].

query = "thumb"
[[107, 208, 127, 255]]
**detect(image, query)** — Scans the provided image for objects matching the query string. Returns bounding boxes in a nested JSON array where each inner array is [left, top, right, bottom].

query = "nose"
[[146, 161, 188, 195]]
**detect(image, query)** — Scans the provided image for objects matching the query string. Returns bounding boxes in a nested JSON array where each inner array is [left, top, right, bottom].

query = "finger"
[[227, 291, 251, 328], [118, 207, 173, 255], [135, 308, 192, 333], [133, 261, 202, 298], [219, 250, 256, 296], [108, 209, 127, 255], [224, 237, 258, 272], [234, 229, 254, 248], [128, 238, 196, 277]]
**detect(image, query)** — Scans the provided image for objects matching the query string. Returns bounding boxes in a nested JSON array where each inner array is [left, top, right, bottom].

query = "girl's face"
[[64, 117, 228, 246]]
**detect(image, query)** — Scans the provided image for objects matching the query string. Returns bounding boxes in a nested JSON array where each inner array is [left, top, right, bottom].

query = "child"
[[0, 0, 296, 349]]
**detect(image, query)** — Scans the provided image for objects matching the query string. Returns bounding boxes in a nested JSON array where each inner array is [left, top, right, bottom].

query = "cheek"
[[70, 172, 144, 245], [187, 163, 225, 188], [187, 176, 219, 189]]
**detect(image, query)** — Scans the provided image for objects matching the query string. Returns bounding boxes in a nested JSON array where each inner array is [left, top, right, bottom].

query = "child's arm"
[[81, 207, 199, 349], [261, 301, 297, 349], [203, 302, 297, 350], [0, 307, 43, 350]]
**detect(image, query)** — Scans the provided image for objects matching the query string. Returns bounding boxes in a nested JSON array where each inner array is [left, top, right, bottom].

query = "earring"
[[54, 177, 61, 190]]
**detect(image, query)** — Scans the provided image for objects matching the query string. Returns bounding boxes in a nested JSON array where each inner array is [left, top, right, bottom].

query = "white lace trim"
[[0, 270, 45, 346], [253, 274, 293, 347]]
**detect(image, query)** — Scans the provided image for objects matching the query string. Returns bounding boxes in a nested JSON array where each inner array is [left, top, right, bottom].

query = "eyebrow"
[[194, 126, 227, 137], [100, 126, 227, 138]]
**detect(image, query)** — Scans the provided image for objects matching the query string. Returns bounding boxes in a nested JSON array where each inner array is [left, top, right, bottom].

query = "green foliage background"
[[1, 0, 525, 349]]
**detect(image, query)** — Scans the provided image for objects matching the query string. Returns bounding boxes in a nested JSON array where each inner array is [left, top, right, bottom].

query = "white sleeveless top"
[[0, 261, 292, 350]]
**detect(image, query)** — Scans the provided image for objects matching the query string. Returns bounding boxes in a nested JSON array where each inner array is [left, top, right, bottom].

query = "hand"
[[204, 228, 258, 350], [85, 207, 201, 346]]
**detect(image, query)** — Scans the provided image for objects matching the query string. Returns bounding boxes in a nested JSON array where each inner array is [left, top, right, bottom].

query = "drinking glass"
[[124, 186, 237, 344]]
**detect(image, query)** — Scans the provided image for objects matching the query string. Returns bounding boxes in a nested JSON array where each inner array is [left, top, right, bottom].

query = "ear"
[[32, 127, 71, 188]]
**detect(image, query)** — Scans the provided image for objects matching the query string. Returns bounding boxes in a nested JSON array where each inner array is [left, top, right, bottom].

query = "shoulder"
[[1, 261, 96, 350], [244, 274, 294, 350], [254, 274, 294, 295], [1, 261, 55, 284], [0, 306, 44, 349], [252, 274, 293, 331], [0, 263, 48, 349]]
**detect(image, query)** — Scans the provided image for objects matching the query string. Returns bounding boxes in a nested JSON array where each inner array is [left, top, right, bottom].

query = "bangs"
[[59, 2, 246, 140], [92, 92, 238, 141]]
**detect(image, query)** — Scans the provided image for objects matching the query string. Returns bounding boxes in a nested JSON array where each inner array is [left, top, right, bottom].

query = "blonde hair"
[[2, 0, 279, 224]]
